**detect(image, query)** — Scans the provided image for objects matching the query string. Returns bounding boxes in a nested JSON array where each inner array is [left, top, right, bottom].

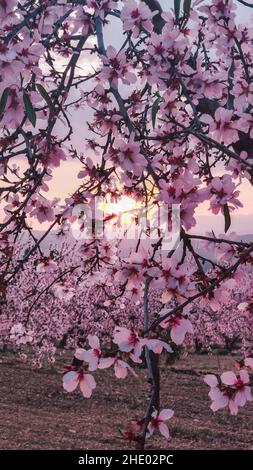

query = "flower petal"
[[204, 374, 218, 388], [158, 408, 174, 421], [158, 422, 170, 440], [221, 371, 237, 386], [63, 371, 78, 392]]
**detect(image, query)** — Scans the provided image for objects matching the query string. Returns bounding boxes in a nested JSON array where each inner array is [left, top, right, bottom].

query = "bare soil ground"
[[0, 352, 252, 450]]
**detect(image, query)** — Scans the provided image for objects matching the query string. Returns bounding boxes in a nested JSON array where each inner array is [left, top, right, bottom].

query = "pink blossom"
[[86, 0, 117, 20], [114, 258, 144, 289], [151, 258, 178, 291], [113, 327, 144, 359], [100, 46, 136, 86], [209, 175, 243, 214], [75, 335, 102, 371], [0, 42, 16, 62], [237, 113, 253, 139], [37, 258, 58, 273], [99, 357, 137, 379], [144, 338, 173, 354], [201, 108, 239, 144], [221, 370, 252, 408], [40, 144, 67, 169], [147, 408, 174, 440], [121, 0, 155, 38], [29, 197, 56, 223], [63, 370, 96, 398], [10, 323, 33, 345], [38, 5, 69, 35], [114, 359, 137, 379], [89, 350, 139, 379], [206, 286, 231, 312], [53, 283, 75, 302], [232, 81, 253, 112], [117, 138, 146, 176], [226, 151, 252, 180], [0, 0, 17, 15], [125, 285, 143, 303], [70, 6, 93, 35], [1, 88, 24, 129], [159, 309, 194, 345], [205, 370, 252, 415], [245, 358, 253, 370], [204, 374, 231, 412], [93, 107, 121, 135], [105, 137, 146, 176]]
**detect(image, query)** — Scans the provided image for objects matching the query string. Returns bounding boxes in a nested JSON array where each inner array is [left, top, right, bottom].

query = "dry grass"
[[0, 352, 252, 450]]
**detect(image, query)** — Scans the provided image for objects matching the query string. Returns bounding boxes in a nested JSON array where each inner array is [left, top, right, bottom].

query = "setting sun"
[[100, 195, 142, 225]]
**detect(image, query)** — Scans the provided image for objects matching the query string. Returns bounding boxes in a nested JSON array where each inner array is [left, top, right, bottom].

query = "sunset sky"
[[5, 0, 253, 235]]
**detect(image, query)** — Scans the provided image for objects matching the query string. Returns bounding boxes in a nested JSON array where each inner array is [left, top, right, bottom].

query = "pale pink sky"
[[47, 159, 253, 235], [2, 0, 252, 235]]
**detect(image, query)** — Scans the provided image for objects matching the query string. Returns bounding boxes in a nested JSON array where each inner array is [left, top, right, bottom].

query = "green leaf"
[[0, 87, 10, 115], [23, 92, 36, 127], [183, 0, 191, 17], [174, 0, 181, 21], [151, 97, 160, 128], [224, 203, 231, 233], [36, 83, 54, 111]]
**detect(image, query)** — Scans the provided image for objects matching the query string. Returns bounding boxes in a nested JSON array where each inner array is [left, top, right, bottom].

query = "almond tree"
[[1, 0, 253, 448]]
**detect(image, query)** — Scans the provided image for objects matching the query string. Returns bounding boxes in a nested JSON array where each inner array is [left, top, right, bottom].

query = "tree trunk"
[[139, 279, 160, 449]]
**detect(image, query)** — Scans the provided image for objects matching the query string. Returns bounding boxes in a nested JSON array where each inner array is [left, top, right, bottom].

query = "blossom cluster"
[[1, 0, 253, 448]]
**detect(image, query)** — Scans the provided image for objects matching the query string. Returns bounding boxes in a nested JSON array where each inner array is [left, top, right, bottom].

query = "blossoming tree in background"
[[1, 0, 253, 449]]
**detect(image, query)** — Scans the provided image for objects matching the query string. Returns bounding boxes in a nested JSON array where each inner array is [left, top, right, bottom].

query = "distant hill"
[[191, 214, 253, 236], [18, 228, 253, 264]]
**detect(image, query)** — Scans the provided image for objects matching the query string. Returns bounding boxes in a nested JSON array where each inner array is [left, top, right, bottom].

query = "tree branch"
[[142, 0, 165, 33]]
